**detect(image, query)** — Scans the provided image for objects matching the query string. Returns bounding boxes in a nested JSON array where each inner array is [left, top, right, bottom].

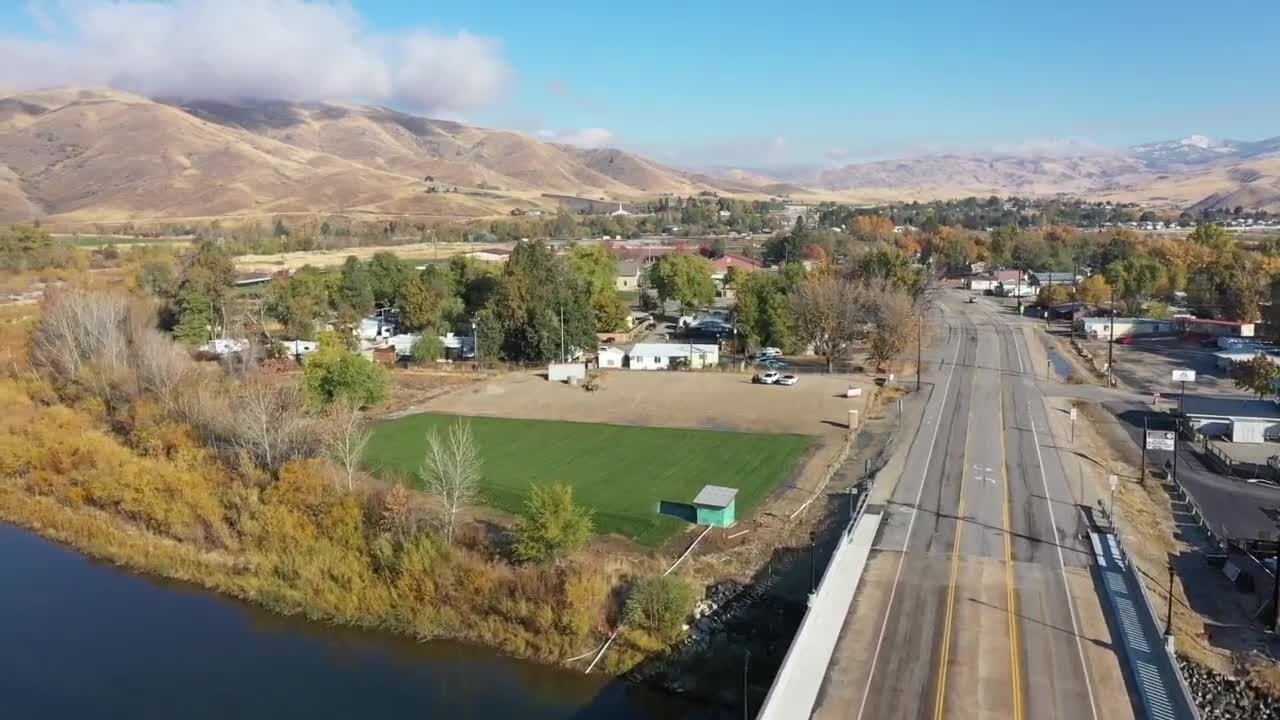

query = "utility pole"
[[1165, 562, 1176, 639], [472, 320, 480, 367], [1107, 286, 1116, 386], [916, 309, 923, 391], [559, 306, 565, 363], [1140, 415, 1148, 483], [1071, 259, 1078, 343], [1273, 543, 1280, 634]]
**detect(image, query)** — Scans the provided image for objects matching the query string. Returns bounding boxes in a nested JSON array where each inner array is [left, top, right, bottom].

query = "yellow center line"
[[932, 453, 967, 718], [1000, 387, 1026, 720]]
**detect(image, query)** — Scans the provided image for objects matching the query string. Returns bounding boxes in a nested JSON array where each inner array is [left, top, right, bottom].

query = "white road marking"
[[855, 324, 965, 720], [1027, 398, 1100, 720]]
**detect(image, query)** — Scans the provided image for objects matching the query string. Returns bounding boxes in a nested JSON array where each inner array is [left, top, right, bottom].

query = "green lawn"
[[363, 413, 814, 546]]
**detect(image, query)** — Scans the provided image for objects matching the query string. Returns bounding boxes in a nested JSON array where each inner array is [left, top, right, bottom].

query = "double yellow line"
[[933, 372, 1025, 720]]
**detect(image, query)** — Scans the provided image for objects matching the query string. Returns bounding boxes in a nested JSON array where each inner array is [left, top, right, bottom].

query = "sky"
[[1, 0, 1278, 168]]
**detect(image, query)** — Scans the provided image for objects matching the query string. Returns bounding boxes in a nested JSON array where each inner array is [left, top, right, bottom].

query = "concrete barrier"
[[756, 507, 883, 720]]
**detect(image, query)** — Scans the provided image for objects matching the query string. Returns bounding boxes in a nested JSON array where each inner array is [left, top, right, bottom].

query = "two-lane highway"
[[811, 291, 1134, 720]]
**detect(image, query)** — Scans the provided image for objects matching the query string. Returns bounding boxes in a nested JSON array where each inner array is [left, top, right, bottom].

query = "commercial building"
[[1080, 317, 1177, 338], [1182, 395, 1280, 444]]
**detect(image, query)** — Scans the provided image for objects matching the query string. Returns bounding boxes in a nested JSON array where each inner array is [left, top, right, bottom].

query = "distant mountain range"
[[707, 134, 1280, 213], [0, 86, 1278, 223]]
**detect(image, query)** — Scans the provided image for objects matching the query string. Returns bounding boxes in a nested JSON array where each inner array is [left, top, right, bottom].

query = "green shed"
[[692, 485, 738, 528]]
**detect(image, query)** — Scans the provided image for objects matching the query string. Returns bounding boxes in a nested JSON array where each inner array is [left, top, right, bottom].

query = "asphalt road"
[[811, 292, 1133, 720]]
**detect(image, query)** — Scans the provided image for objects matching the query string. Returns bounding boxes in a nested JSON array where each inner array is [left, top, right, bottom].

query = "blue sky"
[[2, 0, 1278, 167]]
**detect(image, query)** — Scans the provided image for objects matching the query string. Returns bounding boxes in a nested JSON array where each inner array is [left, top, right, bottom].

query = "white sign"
[[1171, 369, 1197, 383], [1145, 431, 1176, 451], [1109, 473, 1119, 491], [1070, 407, 1078, 421]]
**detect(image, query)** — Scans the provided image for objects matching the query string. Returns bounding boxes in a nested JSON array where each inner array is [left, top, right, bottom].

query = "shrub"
[[511, 483, 594, 563], [410, 335, 444, 365], [302, 334, 388, 407], [625, 575, 694, 640]]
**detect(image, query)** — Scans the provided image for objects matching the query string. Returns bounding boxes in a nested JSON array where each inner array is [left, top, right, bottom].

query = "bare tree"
[[419, 419, 482, 545], [790, 277, 871, 372], [321, 399, 371, 492], [866, 284, 919, 371], [30, 289, 131, 397]]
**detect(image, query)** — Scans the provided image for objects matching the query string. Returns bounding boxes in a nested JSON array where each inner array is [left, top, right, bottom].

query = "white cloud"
[[1, 0, 510, 113], [537, 127, 615, 149]]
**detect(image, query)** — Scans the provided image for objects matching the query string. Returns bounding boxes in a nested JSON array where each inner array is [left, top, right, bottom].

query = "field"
[[363, 412, 814, 546]]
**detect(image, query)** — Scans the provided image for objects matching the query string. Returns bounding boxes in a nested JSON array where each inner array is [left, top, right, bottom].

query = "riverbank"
[[0, 521, 723, 720]]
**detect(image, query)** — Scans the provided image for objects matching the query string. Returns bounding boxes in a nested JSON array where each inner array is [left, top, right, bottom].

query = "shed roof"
[[1182, 395, 1280, 421], [629, 342, 719, 357], [693, 485, 738, 508]]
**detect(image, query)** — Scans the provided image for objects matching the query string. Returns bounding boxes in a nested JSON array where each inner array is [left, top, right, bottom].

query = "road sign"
[[1070, 407, 1078, 421], [1109, 473, 1119, 491], [1145, 431, 1176, 451], [1172, 369, 1197, 382]]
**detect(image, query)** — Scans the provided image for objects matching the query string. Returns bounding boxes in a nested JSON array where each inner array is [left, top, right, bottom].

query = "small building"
[[597, 346, 626, 368], [1183, 318, 1256, 338], [1213, 350, 1280, 372], [279, 339, 319, 358], [1028, 271, 1080, 287], [967, 269, 1024, 292], [1182, 395, 1280, 444], [692, 485, 738, 528], [548, 362, 587, 383], [615, 260, 643, 292], [1080, 317, 1178, 339], [627, 342, 720, 370]]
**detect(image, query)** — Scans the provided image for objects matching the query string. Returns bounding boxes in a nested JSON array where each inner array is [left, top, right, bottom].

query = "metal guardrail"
[[1090, 530, 1200, 720]]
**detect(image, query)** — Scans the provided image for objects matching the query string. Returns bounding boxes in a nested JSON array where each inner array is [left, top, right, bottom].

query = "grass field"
[[363, 413, 814, 546]]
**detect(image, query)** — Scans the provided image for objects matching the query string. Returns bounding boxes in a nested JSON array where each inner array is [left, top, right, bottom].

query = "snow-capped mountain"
[[1132, 134, 1280, 169]]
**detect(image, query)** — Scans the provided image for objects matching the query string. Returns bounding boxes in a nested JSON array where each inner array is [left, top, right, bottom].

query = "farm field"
[[363, 412, 814, 546]]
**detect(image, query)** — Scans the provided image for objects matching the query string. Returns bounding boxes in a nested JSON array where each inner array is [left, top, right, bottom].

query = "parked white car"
[[757, 347, 782, 358], [776, 374, 799, 386], [753, 370, 781, 384]]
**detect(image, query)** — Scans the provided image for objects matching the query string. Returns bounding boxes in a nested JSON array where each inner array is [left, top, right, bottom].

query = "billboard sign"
[[1171, 370, 1197, 383], [1145, 431, 1176, 451]]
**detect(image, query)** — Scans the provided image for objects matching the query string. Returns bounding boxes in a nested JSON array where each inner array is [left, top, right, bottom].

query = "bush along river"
[[0, 522, 726, 720]]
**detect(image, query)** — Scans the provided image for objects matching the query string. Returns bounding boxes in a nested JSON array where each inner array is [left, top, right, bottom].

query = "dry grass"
[[233, 241, 512, 273]]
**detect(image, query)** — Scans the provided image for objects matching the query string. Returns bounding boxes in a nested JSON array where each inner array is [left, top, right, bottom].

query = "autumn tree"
[[265, 266, 332, 339], [568, 243, 629, 332], [1188, 223, 1233, 252], [399, 266, 462, 333], [419, 419, 482, 545], [733, 272, 796, 353], [1036, 284, 1072, 308], [647, 252, 715, 313], [1231, 356, 1280, 399], [790, 277, 869, 372], [332, 255, 374, 319], [1075, 274, 1112, 305], [866, 286, 919, 371], [849, 215, 895, 244]]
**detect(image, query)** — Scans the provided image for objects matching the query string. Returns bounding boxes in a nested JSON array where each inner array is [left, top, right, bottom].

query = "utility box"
[[692, 485, 738, 528]]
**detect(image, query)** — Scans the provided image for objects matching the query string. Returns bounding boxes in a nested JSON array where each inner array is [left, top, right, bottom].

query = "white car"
[[758, 347, 782, 358], [777, 374, 799, 386], [753, 370, 781, 384]]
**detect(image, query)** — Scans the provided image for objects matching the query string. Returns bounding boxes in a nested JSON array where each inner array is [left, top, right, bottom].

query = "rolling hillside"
[[0, 88, 727, 223]]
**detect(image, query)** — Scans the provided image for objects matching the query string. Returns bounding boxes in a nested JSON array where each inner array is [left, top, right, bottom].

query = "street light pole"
[[916, 310, 923, 391], [1165, 562, 1175, 638], [1141, 415, 1148, 484], [1272, 543, 1280, 633]]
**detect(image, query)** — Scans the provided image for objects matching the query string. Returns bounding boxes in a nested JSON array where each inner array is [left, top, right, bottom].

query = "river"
[[0, 523, 724, 719]]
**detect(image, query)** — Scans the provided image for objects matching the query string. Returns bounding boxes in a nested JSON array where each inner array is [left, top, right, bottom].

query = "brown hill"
[[0, 89, 725, 224]]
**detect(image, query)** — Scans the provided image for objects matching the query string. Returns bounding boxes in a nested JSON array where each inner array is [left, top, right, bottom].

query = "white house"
[[597, 346, 626, 368], [616, 261, 643, 292], [627, 342, 720, 370]]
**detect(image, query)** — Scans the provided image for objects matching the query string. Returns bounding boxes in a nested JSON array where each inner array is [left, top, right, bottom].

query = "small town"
[[3, 3, 1280, 720]]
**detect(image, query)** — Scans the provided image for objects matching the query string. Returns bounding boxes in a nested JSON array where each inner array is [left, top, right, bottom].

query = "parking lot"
[[1081, 335, 1240, 398]]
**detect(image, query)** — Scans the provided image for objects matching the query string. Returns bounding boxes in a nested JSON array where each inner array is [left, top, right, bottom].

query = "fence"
[[1198, 436, 1279, 484]]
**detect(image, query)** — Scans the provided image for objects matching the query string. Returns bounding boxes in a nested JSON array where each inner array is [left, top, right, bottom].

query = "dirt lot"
[[233, 241, 515, 273], [410, 369, 874, 519]]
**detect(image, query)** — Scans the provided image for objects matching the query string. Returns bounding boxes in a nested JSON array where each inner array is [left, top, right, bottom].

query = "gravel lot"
[[414, 369, 876, 517]]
